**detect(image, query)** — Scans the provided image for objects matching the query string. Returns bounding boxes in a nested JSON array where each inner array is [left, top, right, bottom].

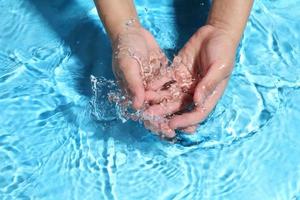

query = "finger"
[[143, 100, 183, 117], [144, 90, 172, 104], [144, 120, 176, 138], [144, 119, 160, 133], [194, 63, 231, 107], [181, 125, 197, 134], [159, 122, 176, 138], [169, 80, 227, 129], [169, 103, 211, 129], [144, 92, 193, 117], [119, 57, 145, 109]]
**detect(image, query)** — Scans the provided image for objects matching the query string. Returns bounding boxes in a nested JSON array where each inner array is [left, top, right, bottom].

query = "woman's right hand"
[[112, 26, 178, 137], [112, 26, 168, 110]]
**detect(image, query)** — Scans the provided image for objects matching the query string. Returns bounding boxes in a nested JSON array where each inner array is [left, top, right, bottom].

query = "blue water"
[[1, 0, 300, 199]]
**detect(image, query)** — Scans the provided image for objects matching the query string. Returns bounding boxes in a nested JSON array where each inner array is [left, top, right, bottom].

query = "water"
[[1, 0, 300, 199]]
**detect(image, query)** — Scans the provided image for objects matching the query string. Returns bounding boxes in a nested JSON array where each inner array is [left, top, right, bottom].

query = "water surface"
[[1, 0, 300, 199]]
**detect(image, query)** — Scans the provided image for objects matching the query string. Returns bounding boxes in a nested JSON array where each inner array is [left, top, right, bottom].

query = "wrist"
[[206, 20, 241, 47], [109, 18, 142, 44]]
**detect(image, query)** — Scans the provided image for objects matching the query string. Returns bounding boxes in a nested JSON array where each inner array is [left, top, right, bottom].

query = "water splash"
[[90, 75, 131, 123]]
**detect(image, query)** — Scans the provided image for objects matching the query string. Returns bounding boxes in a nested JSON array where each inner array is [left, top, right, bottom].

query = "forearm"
[[207, 0, 254, 45], [93, 0, 140, 41]]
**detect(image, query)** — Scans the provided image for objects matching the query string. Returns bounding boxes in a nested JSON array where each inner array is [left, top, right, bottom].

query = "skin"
[[94, 0, 167, 109], [94, 0, 254, 138], [144, 25, 237, 136], [171, 0, 254, 132]]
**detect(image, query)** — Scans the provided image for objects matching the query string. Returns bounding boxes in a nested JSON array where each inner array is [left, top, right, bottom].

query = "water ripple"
[[0, 1, 30, 41], [1, 0, 300, 199]]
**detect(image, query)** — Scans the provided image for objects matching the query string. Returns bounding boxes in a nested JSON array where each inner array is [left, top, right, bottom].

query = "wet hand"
[[145, 25, 238, 135], [112, 26, 168, 110]]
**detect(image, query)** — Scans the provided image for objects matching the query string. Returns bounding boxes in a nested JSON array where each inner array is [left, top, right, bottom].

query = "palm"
[[145, 25, 237, 136], [112, 27, 167, 109], [111, 27, 176, 136]]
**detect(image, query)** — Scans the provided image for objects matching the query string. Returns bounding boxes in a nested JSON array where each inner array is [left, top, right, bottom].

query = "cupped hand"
[[111, 26, 177, 136], [112, 26, 168, 110], [145, 25, 238, 135]]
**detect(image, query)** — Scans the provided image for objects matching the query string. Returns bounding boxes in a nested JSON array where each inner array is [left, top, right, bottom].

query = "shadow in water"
[[27, 0, 160, 160], [27, 0, 211, 97], [27, 0, 157, 150], [172, 0, 210, 52], [28, 0, 114, 97], [27, 0, 212, 148]]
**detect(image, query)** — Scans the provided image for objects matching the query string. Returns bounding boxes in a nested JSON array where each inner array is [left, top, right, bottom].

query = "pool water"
[[1, 0, 300, 199]]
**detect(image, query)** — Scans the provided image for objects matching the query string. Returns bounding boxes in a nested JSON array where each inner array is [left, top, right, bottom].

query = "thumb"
[[194, 63, 230, 106]]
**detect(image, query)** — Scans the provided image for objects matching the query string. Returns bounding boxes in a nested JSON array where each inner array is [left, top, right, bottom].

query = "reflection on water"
[[1, 0, 300, 199]]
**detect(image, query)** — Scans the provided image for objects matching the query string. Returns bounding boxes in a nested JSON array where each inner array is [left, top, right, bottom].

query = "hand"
[[112, 26, 168, 110], [145, 25, 238, 136], [112, 26, 177, 136]]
